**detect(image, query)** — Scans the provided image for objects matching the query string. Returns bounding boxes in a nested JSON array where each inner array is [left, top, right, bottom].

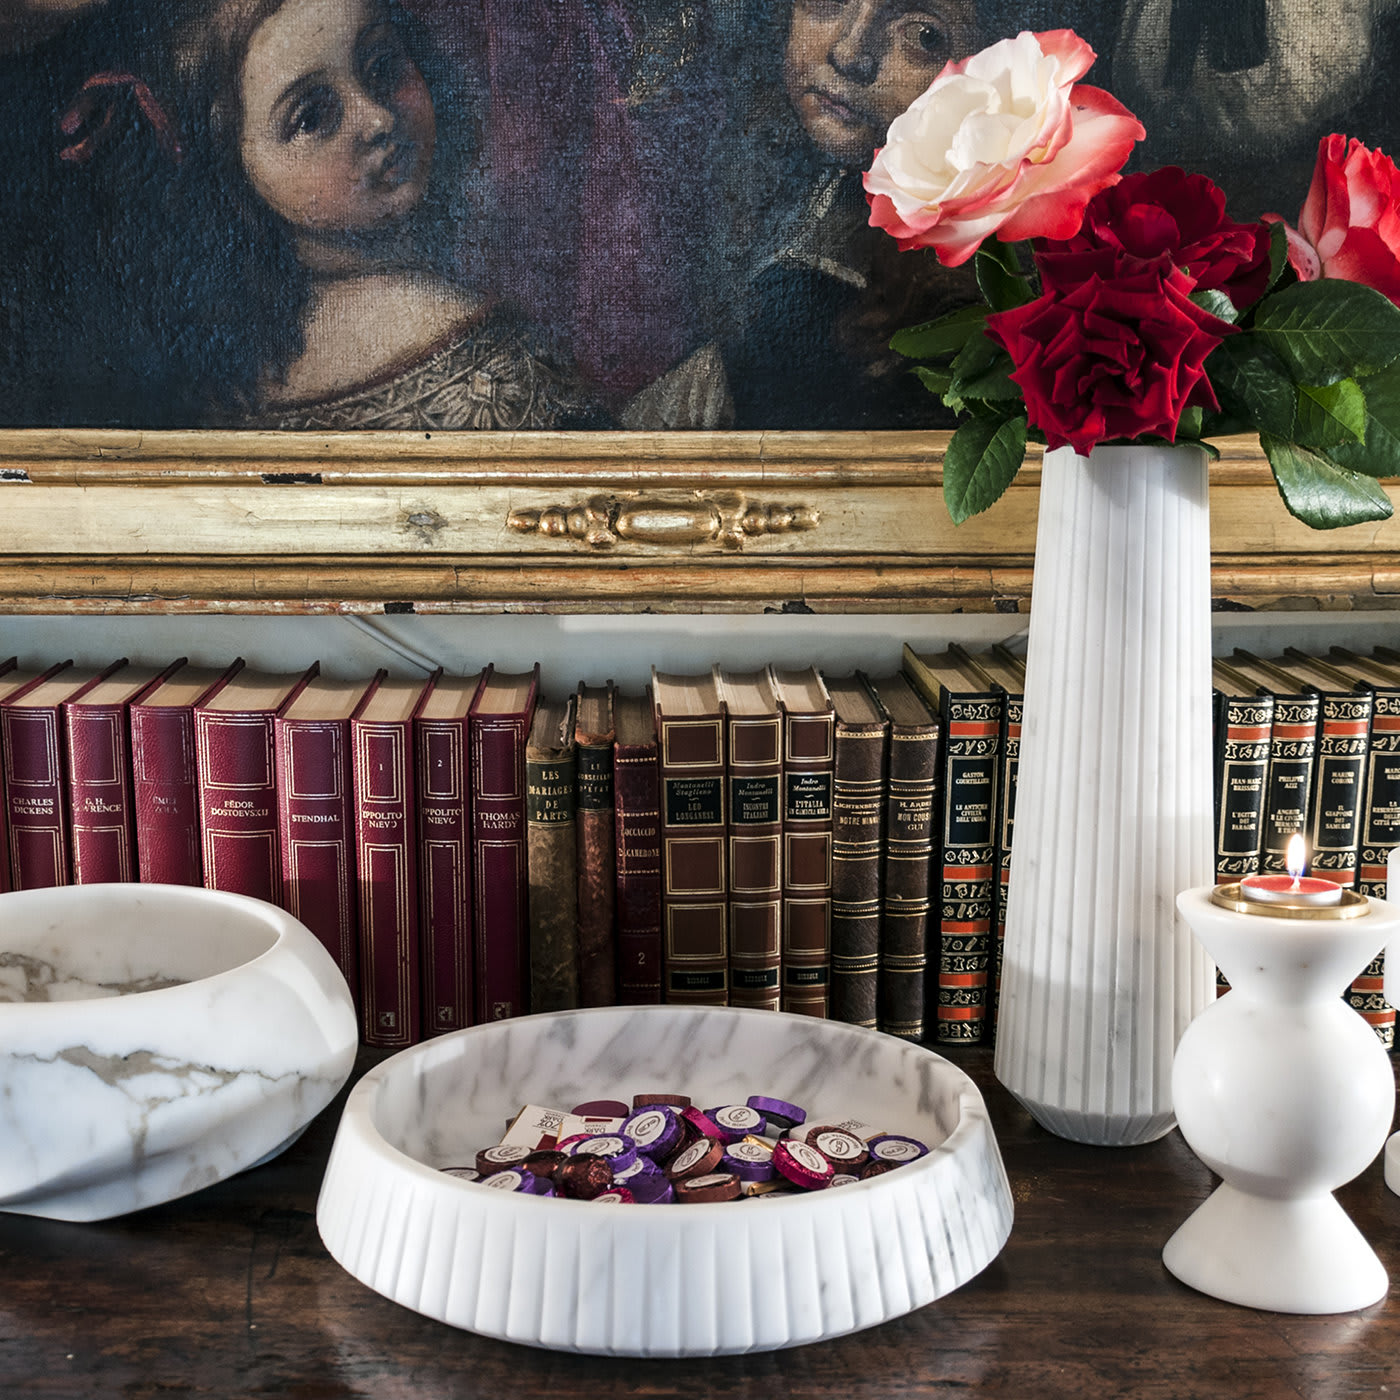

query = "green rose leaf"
[[912, 365, 954, 398], [1294, 379, 1367, 449], [1330, 366, 1400, 478], [943, 414, 1028, 524], [1253, 279, 1400, 384], [1264, 219, 1291, 295], [949, 331, 1020, 401], [890, 303, 987, 360], [1261, 433, 1394, 528], [1190, 289, 1239, 325], [1175, 405, 1206, 440], [1206, 335, 1297, 439], [974, 240, 1035, 313]]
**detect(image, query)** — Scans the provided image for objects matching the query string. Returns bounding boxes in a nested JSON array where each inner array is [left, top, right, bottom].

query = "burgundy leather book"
[[275, 672, 376, 996], [613, 688, 662, 1005], [652, 666, 728, 1006], [3, 661, 119, 890], [574, 681, 617, 1007], [469, 664, 539, 1023], [130, 659, 245, 887], [526, 695, 580, 1014], [194, 664, 318, 903], [415, 669, 486, 1037], [352, 672, 432, 1048], [716, 667, 783, 1012], [822, 672, 889, 1030], [863, 671, 940, 1044], [0, 660, 68, 891], [65, 660, 180, 884], [769, 666, 836, 1018]]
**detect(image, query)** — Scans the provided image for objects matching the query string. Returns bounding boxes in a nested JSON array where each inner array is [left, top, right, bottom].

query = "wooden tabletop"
[[3, 1045, 1398, 1399]]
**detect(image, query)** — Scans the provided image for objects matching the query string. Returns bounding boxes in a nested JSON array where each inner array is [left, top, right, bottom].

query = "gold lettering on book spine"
[[506, 492, 820, 550]]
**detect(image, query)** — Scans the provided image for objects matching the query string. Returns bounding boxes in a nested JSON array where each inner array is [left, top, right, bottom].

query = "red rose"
[[1043, 167, 1272, 310], [986, 252, 1234, 455], [1265, 134, 1400, 305]]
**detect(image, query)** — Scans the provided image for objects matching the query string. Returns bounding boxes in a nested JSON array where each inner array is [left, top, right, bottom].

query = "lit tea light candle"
[[1239, 834, 1343, 908]]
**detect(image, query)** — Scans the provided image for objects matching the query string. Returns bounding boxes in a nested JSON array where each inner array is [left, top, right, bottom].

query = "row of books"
[[2, 643, 1395, 1049]]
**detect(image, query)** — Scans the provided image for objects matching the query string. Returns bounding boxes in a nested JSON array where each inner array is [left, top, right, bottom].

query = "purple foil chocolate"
[[628, 1171, 676, 1205], [707, 1104, 766, 1143], [572, 1133, 638, 1173], [620, 1105, 683, 1159], [746, 1094, 807, 1130], [483, 1167, 555, 1195], [721, 1140, 776, 1182], [868, 1133, 928, 1165]]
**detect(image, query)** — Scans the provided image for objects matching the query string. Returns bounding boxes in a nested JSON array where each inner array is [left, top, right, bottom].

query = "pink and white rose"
[[863, 29, 1144, 267]]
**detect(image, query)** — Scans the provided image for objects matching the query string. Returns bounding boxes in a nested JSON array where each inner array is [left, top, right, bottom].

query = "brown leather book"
[[65, 660, 178, 885], [0, 660, 80, 890], [574, 681, 617, 1007], [526, 694, 580, 1014], [131, 659, 244, 887], [769, 665, 835, 1018], [716, 667, 783, 1011], [351, 671, 431, 1048], [469, 665, 540, 1023], [195, 663, 319, 904], [822, 672, 889, 1031], [652, 666, 728, 1005], [903, 645, 1002, 1047], [863, 671, 940, 1043], [415, 669, 487, 1037], [0, 656, 14, 892], [613, 688, 662, 1004], [275, 671, 376, 996]]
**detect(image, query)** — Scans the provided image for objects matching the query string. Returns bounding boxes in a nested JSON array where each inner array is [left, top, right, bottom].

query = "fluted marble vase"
[[993, 443, 1216, 1146]]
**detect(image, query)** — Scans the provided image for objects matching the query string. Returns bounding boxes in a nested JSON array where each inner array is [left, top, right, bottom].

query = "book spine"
[[1307, 691, 1372, 887], [829, 723, 886, 1029], [575, 739, 618, 1007], [1259, 696, 1320, 873], [781, 710, 835, 1017], [2, 704, 72, 889], [353, 717, 420, 1048], [66, 702, 137, 883], [935, 693, 1001, 1045], [614, 739, 662, 1004], [1354, 688, 1399, 1049], [276, 715, 358, 993], [194, 710, 281, 903], [526, 740, 580, 1013], [1214, 694, 1274, 881], [727, 714, 783, 1012], [990, 689, 1022, 1036], [658, 713, 728, 1005], [131, 706, 202, 886], [471, 714, 531, 1022], [879, 726, 939, 1041], [416, 715, 473, 1035]]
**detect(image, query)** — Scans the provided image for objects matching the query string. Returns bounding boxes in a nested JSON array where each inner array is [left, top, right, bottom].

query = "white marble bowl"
[[0, 882, 358, 1221], [316, 1005, 1013, 1356]]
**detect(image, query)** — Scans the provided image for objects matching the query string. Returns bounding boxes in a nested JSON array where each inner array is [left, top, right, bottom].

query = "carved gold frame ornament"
[[0, 429, 1396, 615]]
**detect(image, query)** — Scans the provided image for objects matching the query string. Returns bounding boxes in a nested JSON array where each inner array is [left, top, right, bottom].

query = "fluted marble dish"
[[0, 882, 358, 1221], [316, 1005, 1013, 1356]]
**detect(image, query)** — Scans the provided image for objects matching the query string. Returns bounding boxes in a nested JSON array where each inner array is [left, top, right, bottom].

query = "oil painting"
[[2, 0, 1397, 432]]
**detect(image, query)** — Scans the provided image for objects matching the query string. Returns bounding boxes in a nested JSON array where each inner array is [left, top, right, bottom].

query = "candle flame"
[[1286, 832, 1307, 882]]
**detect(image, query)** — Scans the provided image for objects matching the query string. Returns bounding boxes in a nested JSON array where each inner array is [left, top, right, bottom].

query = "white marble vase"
[[0, 882, 359, 1221], [992, 443, 1216, 1146]]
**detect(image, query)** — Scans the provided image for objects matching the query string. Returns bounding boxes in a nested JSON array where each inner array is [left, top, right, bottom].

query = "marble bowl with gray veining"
[[0, 882, 358, 1221], [316, 1005, 1013, 1356]]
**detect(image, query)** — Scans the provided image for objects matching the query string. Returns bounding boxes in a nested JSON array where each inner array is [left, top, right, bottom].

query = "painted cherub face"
[[239, 0, 435, 232], [784, 0, 977, 165]]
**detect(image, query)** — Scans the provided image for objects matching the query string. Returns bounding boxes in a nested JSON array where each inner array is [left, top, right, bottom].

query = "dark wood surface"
[[4, 1046, 1399, 1400]]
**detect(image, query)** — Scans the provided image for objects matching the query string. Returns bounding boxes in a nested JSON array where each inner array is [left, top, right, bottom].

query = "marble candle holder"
[[1165, 884, 1400, 1313], [0, 882, 358, 1221], [316, 1005, 1014, 1356]]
